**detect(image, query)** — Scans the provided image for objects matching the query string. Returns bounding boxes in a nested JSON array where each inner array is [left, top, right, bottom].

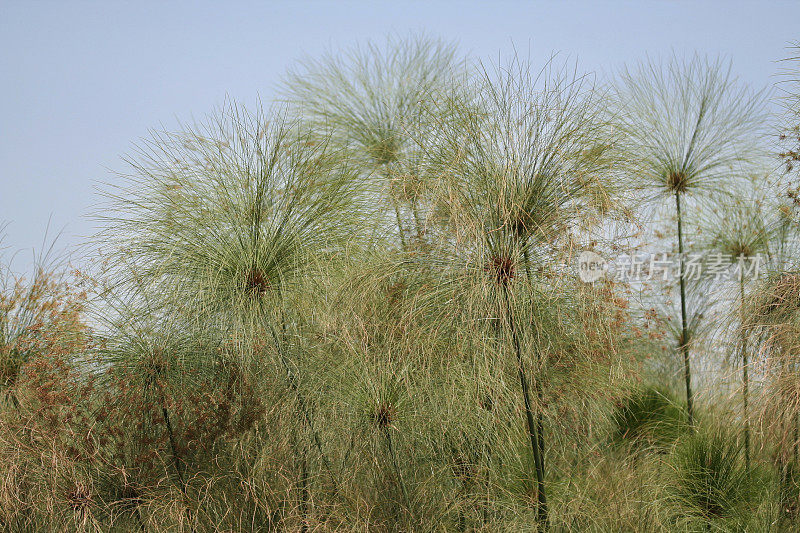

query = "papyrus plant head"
[[98, 102, 364, 329], [705, 186, 772, 264], [428, 54, 617, 283], [282, 34, 467, 247], [614, 54, 767, 425], [614, 54, 767, 204], [283, 33, 460, 165]]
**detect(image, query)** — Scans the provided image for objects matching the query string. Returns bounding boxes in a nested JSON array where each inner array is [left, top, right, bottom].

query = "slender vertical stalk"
[[8, 389, 20, 412], [154, 382, 187, 496], [795, 410, 799, 468], [299, 438, 309, 533], [739, 277, 750, 470], [522, 250, 547, 475], [160, 402, 187, 495], [268, 320, 339, 531], [779, 455, 789, 527], [501, 283, 548, 531], [267, 322, 339, 491], [481, 428, 493, 527], [280, 318, 310, 532], [675, 191, 694, 426], [410, 198, 424, 244], [392, 201, 408, 251], [778, 359, 793, 527], [134, 506, 147, 533], [383, 426, 411, 517], [153, 380, 195, 532]]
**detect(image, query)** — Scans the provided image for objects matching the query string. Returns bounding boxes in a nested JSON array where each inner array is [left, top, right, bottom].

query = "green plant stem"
[[153, 381, 195, 532], [675, 191, 694, 427], [739, 277, 750, 471], [392, 201, 408, 250], [383, 426, 411, 518], [8, 389, 20, 412], [523, 250, 547, 475], [134, 507, 147, 533], [501, 283, 548, 531], [267, 320, 341, 533], [155, 385, 187, 496], [287, 327, 310, 532], [794, 411, 800, 469], [411, 198, 424, 243], [299, 437, 309, 533], [482, 431, 492, 526]]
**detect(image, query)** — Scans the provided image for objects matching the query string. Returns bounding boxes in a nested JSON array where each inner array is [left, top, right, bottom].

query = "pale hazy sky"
[[1, 1, 799, 266]]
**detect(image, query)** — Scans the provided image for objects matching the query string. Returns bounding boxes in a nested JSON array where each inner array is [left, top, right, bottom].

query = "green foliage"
[[282, 33, 464, 248], [668, 428, 757, 527], [612, 385, 689, 451], [3, 33, 800, 533], [98, 101, 365, 334], [615, 54, 767, 201]]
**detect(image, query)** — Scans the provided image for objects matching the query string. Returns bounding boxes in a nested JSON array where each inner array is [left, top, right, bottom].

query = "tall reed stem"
[[299, 437, 309, 533], [501, 283, 548, 531], [523, 250, 547, 475], [739, 277, 750, 470], [268, 322, 339, 490], [392, 202, 407, 251], [153, 379, 194, 531], [383, 425, 411, 518], [675, 191, 694, 426], [154, 382, 187, 496], [267, 319, 340, 532]]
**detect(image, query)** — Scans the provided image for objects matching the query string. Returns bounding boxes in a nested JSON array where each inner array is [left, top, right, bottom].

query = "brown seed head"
[[245, 268, 270, 296], [485, 255, 515, 286], [667, 171, 688, 194], [371, 402, 395, 430]]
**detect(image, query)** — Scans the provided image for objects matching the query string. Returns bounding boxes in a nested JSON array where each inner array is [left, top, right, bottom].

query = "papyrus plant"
[[614, 55, 767, 425], [421, 54, 617, 531], [98, 102, 364, 529], [282, 34, 464, 250]]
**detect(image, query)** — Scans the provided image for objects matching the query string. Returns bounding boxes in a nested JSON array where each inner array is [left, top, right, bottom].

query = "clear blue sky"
[[1, 1, 799, 265]]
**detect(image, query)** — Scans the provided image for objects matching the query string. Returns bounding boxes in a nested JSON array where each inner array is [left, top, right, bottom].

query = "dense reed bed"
[[3, 35, 800, 531]]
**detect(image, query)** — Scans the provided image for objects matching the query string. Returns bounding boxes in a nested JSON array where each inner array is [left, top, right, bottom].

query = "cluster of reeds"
[[4, 35, 800, 532]]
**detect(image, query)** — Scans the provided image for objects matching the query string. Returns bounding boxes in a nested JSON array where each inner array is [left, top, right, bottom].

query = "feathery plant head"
[[282, 33, 461, 170], [645, 267, 717, 351], [703, 184, 773, 262], [358, 360, 408, 434], [615, 54, 767, 203], [87, 281, 229, 408], [98, 320, 219, 410], [428, 53, 617, 291], [282, 34, 465, 247], [98, 101, 364, 334]]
